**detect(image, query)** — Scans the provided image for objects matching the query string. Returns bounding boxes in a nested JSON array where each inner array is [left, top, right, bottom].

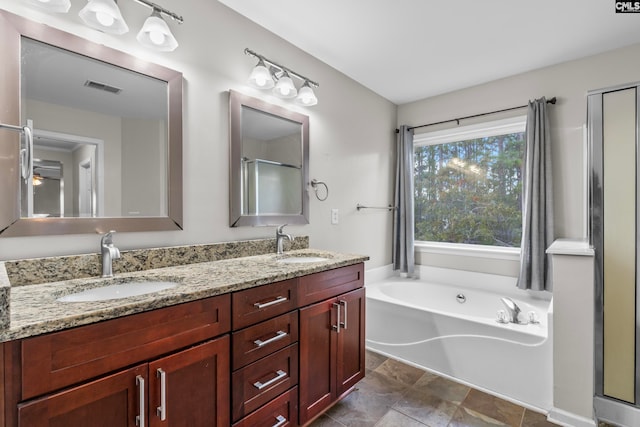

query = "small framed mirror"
[[229, 90, 309, 227]]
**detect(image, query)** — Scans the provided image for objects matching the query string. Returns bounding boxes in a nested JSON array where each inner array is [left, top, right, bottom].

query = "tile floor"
[[308, 350, 559, 427]]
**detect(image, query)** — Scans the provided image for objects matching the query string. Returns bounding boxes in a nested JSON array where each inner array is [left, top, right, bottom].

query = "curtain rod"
[[398, 96, 557, 133]]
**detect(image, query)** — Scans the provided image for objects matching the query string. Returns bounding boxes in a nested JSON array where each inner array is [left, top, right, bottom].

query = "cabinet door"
[[18, 364, 147, 427], [298, 298, 337, 424], [336, 288, 366, 396], [148, 335, 230, 427]]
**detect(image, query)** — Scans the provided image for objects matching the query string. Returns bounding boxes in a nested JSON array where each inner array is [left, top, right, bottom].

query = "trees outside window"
[[414, 118, 525, 248]]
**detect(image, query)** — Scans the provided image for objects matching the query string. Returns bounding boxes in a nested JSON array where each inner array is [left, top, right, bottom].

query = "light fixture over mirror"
[[0, 10, 183, 237], [136, 8, 178, 51], [245, 48, 319, 107], [79, 0, 129, 35], [23, 0, 183, 52]]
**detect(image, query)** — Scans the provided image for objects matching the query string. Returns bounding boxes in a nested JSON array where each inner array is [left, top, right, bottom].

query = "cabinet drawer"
[[298, 263, 364, 306], [232, 311, 298, 370], [232, 279, 298, 329], [232, 343, 298, 422], [232, 387, 298, 427], [21, 294, 231, 400]]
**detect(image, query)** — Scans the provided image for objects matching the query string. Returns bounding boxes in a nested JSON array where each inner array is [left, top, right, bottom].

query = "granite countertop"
[[1, 249, 368, 342]]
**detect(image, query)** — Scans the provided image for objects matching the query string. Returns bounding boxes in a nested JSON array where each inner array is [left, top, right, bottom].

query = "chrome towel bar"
[[356, 204, 397, 211]]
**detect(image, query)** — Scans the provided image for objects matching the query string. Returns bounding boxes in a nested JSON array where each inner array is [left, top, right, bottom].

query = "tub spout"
[[500, 297, 522, 324]]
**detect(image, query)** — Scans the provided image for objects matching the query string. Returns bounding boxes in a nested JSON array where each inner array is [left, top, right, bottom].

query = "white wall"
[[0, 0, 397, 269]]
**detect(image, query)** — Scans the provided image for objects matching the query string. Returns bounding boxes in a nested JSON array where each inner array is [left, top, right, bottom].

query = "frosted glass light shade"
[[137, 11, 178, 52], [273, 72, 297, 99], [25, 0, 71, 13], [248, 59, 275, 89], [79, 0, 129, 35], [295, 82, 318, 106]]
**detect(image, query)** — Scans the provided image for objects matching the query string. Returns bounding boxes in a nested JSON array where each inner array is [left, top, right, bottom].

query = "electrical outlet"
[[331, 208, 339, 224]]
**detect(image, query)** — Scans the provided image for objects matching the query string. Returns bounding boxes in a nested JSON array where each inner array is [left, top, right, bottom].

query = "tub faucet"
[[275, 224, 294, 255], [101, 231, 121, 278], [500, 297, 522, 324]]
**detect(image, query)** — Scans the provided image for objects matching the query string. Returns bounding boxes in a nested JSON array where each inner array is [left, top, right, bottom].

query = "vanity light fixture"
[[248, 58, 275, 89], [273, 70, 297, 99], [79, 0, 129, 35], [296, 81, 318, 106], [136, 7, 178, 51], [245, 48, 319, 107], [25, 0, 71, 13], [26, 0, 183, 51]]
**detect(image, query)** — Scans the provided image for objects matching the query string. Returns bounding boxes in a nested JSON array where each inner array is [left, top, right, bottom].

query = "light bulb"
[[95, 11, 114, 27], [149, 31, 165, 45]]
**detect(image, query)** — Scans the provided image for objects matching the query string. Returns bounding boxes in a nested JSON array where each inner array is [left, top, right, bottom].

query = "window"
[[413, 116, 526, 248]]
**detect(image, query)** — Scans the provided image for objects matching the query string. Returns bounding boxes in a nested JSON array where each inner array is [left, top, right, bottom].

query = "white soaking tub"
[[365, 266, 552, 411]]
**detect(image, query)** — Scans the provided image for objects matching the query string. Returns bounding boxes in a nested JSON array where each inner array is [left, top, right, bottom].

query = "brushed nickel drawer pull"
[[272, 415, 287, 427], [332, 302, 341, 333], [253, 369, 287, 390], [339, 299, 348, 330], [156, 368, 167, 421], [135, 375, 145, 427], [254, 330, 287, 348], [254, 296, 287, 309]]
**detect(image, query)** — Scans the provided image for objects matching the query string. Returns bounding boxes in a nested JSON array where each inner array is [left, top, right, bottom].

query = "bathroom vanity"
[[0, 247, 366, 427]]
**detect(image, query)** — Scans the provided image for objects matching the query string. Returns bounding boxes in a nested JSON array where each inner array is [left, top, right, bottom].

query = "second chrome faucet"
[[275, 224, 294, 255], [101, 231, 121, 278]]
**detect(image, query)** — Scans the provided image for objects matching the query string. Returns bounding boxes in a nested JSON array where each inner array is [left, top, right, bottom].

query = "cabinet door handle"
[[254, 330, 288, 348], [156, 368, 167, 421], [272, 415, 287, 427], [332, 302, 341, 333], [253, 369, 287, 390], [254, 295, 287, 309], [136, 375, 145, 427], [339, 299, 348, 330]]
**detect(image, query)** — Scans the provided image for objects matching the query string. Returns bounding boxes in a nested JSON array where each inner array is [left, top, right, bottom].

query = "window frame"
[[413, 115, 526, 260]]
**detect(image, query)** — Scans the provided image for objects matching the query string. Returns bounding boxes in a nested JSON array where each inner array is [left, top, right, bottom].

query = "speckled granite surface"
[[3, 236, 309, 287], [0, 263, 9, 330], [1, 248, 368, 342]]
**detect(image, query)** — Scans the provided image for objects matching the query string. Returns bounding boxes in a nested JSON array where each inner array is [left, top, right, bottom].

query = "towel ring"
[[310, 179, 329, 201]]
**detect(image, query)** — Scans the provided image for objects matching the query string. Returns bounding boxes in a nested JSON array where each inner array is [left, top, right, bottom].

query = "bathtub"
[[365, 266, 553, 411]]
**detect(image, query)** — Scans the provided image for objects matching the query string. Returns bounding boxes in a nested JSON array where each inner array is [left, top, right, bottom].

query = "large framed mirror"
[[229, 90, 309, 227], [0, 10, 182, 237]]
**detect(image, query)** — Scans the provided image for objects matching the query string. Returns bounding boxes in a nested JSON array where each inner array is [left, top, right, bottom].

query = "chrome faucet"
[[101, 231, 121, 278], [500, 297, 522, 324], [275, 224, 294, 255]]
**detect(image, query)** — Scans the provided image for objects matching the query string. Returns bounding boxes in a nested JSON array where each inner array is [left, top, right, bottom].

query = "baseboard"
[[548, 407, 596, 427], [594, 395, 640, 426]]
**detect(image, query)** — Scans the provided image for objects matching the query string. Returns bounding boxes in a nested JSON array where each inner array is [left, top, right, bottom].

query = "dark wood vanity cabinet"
[[6, 295, 231, 427], [1, 262, 365, 427], [298, 287, 366, 425]]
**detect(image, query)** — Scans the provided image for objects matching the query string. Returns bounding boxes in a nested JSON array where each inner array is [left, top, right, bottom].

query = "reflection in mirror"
[[21, 38, 168, 219], [0, 10, 183, 236], [241, 107, 302, 215], [230, 90, 309, 227]]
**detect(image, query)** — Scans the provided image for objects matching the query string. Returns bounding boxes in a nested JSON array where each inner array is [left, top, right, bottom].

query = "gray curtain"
[[393, 125, 415, 276], [517, 97, 554, 291]]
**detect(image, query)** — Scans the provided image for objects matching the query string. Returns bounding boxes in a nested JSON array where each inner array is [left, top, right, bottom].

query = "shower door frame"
[[589, 81, 640, 424]]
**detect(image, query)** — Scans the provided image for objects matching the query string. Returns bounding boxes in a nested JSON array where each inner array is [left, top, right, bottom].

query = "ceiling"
[[218, 0, 640, 105]]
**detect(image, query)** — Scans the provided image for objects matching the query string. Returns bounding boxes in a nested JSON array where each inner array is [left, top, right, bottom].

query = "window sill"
[[415, 241, 520, 261]]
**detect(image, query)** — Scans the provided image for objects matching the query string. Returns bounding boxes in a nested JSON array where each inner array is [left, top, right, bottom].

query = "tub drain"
[[456, 293, 466, 303]]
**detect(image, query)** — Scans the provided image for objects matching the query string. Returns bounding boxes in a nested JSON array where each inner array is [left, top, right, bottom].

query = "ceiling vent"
[[84, 80, 122, 94]]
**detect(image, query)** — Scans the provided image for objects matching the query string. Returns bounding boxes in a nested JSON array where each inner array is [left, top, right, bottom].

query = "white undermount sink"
[[57, 281, 178, 302], [276, 256, 330, 264]]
